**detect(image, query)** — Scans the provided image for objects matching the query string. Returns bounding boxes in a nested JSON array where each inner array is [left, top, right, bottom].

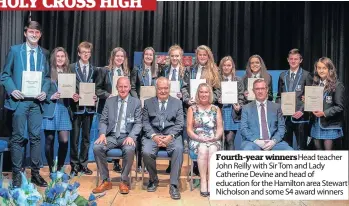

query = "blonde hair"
[[219, 56, 236, 78], [195, 83, 213, 104], [168, 44, 185, 78], [77, 41, 93, 53], [195, 45, 220, 88], [107, 47, 129, 76]]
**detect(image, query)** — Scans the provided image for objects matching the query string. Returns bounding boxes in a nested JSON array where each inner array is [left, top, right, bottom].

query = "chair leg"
[[141, 159, 145, 189], [0, 153, 3, 177], [135, 152, 138, 181], [96, 168, 99, 187], [187, 154, 190, 182], [190, 159, 193, 191]]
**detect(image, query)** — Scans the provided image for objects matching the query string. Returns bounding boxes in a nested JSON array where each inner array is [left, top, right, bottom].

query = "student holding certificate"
[[95, 47, 130, 173], [309, 57, 345, 150], [217, 56, 245, 150], [0, 21, 50, 188], [42, 47, 74, 175], [242, 55, 273, 102]]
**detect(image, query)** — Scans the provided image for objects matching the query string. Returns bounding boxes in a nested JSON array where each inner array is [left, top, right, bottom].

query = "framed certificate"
[[58, 73, 76, 98], [281, 92, 296, 116], [79, 83, 95, 106], [190, 79, 206, 98], [304, 86, 324, 112], [21, 71, 42, 97], [221, 81, 238, 104]]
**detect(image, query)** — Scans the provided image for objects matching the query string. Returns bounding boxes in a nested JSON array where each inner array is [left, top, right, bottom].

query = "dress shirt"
[[169, 66, 179, 81], [26, 43, 38, 71], [114, 67, 124, 76], [256, 99, 271, 139], [113, 95, 129, 134]]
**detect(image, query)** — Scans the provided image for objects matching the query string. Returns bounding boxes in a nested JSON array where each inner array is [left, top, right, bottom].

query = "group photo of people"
[[0, 2, 348, 205]]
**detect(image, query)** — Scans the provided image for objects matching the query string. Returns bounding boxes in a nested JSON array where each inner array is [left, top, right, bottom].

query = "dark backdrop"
[[1, 1, 348, 149]]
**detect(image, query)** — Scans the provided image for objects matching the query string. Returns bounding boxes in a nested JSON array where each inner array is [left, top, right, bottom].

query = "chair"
[[141, 149, 171, 187], [96, 148, 138, 189], [0, 139, 9, 176]]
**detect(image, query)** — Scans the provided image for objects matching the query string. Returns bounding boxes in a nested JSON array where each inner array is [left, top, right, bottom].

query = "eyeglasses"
[[80, 51, 91, 55]]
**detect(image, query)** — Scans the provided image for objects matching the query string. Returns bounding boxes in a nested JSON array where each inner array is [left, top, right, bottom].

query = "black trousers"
[[284, 118, 310, 150], [70, 113, 94, 170]]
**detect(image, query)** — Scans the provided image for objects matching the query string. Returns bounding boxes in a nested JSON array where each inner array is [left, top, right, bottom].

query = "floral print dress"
[[189, 104, 221, 154]]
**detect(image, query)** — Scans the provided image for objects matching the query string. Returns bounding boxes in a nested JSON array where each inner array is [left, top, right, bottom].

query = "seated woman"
[[187, 83, 223, 197]]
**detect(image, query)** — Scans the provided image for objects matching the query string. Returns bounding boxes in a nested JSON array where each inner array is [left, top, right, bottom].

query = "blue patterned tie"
[[289, 73, 295, 91], [260, 103, 269, 140], [30, 50, 35, 71], [83, 65, 87, 82], [144, 68, 150, 86], [117, 69, 122, 76], [171, 69, 177, 81]]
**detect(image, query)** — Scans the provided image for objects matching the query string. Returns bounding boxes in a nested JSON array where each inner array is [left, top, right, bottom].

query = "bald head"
[[117, 77, 131, 99]]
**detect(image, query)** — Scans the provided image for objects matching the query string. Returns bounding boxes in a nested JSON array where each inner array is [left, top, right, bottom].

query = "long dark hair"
[[245, 54, 270, 84], [313, 57, 337, 92], [50, 47, 71, 82]]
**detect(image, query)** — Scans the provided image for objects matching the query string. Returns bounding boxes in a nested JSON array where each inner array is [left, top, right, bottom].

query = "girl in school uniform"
[[95, 47, 130, 172], [310, 57, 345, 150], [242, 54, 273, 101], [218, 56, 245, 150], [42, 47, 74, 174]]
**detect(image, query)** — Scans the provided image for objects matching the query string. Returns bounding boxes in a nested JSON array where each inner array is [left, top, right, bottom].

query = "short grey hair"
[[155, 77, 171, 88]]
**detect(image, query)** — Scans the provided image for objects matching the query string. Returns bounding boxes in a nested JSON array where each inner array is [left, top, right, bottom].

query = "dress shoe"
[[31, 174, 48, 187], [169, 185, 181, 200], [12, 173, 22, 188], [113, 162, 122, 173], [81, 166, 93, 175], [119, 182, 129, 194], [200, 191, 209, 197], [70, 169, 79, 177], [92, 181, 112, 194], [147, 179, 159, 192]]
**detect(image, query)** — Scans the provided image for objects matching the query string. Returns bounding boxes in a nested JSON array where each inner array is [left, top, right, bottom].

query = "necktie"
[[224, 77, 229, 82], [115, 99, 125, 138], [161, 101, 166, 111], [117, 69, 122, 76], [171, 69, 177, 81], [260, 103, 269, 140], [160, 101, 166, 129], [30, 50, 35, 71], [83, 65, 87, 82], [144, 68, 150, 86], [289, 73, 295, 91], [253, 74, 257, 78], [319, 82, 324, 87]]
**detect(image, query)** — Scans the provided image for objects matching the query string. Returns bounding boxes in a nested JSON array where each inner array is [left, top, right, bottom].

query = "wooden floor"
[[2, 154, 349, 206]]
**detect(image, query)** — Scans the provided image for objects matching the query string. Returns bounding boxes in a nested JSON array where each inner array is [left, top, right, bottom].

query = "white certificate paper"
[[190, 79, 206, 98], [247, 78, 263, 100], [304, 86, 324, 112], [221, 81, 238, 104], [79, 83, 95, 106], [140, 86, 156, 107], [58, 73, 76, 98], [21, 71, 42, 97], [281, 92, 296, 116], [170, 81, 180, 99], [112, 76, 121, 96]]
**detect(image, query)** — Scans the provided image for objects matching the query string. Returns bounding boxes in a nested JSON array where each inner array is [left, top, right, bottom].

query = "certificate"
[[281, 92, 296, 116], [190, 79, 206, 98], [221, 81, 238, 104], [170, 81, 180, 99], [140, 86, 156, 107], [21, 71, 42, 97], [58, 73, 76, 98], [247, 78, 263, 100], [79, 83, 95, 106], [304, 86, 324, 112], [112, 76, 121, 96]]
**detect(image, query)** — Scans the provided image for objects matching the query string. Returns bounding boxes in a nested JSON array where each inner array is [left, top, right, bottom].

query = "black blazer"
[[276, 68, 313, 122], [130, 65, 157, 98], [311, 81, 345, 129], [242, 73, 273, 102]]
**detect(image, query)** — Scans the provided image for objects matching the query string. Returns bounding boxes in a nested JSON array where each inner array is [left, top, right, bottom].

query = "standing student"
[[0, 21, 50, 187], [276, 49, 313, 150], [42, 47, 73, 175], [242, 55, 273, 102], [96, 47, 130, 172], [69, 41, 98, 177], [218, 56, 245, 150], [310, 57, 345, 150]]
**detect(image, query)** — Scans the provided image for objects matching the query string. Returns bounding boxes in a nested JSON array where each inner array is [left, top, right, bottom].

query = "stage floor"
[[2, 154, 349, 206]]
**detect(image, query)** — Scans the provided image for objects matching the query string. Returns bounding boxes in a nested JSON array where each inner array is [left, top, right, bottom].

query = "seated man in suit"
[[142, 77, 184, 200], [93, 77, 142, 195], [241, 79, 293, 150]]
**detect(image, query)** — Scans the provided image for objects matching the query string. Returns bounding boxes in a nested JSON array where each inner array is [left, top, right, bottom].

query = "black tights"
[[314, 139, 333, 150], [44, 130, 69, 172]]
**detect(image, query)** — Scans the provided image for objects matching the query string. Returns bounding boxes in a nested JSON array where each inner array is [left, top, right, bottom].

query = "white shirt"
[[158, 98, 169, 129], [196, 65, 204, 79], [289, 67, 299, 79], [113, 95, 129, 134], [252, 72, 261, 78], [169, 66, 179, 81], [319, 79, 327, 86], [114, 67, 124, 76], [256, 100, 271, 139], [223, 75, 232, 81], [79, 60, 89, 81], [26, 43, 38, 71]]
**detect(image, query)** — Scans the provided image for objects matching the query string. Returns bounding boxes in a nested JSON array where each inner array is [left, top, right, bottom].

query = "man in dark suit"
[[93, 77, 142, 195], [142, 77, 184, 200], [241, 79, 293, 150], [0, 21, 50, 187], [276, 49, 313, 150], [69, 41, 98, 176]]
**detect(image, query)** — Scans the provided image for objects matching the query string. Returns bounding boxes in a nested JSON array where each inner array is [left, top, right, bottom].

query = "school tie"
[[319, 82, 324, 87], [117, 69, 122, 76], [289, 73, 295, 91], [30, 50, 35, 71], [144, 68, 150, 86], [171, 69, 177, 81], [115, 99, 125, 138], [260, 103, 269, 140], [82, 65, 87, 82]]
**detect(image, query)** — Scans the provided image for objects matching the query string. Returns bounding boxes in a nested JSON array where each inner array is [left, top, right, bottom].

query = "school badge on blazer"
[[295, 85, 302, 92], [326, 96, 332, 104]]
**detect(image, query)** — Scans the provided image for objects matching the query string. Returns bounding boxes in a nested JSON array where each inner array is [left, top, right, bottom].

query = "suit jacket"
[[69, 62, 98, 114], [98, 95, 142, 142], [181, 64, 221, 105], [242, 73, 273, 101], [0, 43, 50, 110], [130, 65, 157, 98], [143, 96, 184, 139], [311, 81, 345, 129], [275, 68, 313, 123], [95, 66, 130, 114], [240, 100, 285, 143]]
